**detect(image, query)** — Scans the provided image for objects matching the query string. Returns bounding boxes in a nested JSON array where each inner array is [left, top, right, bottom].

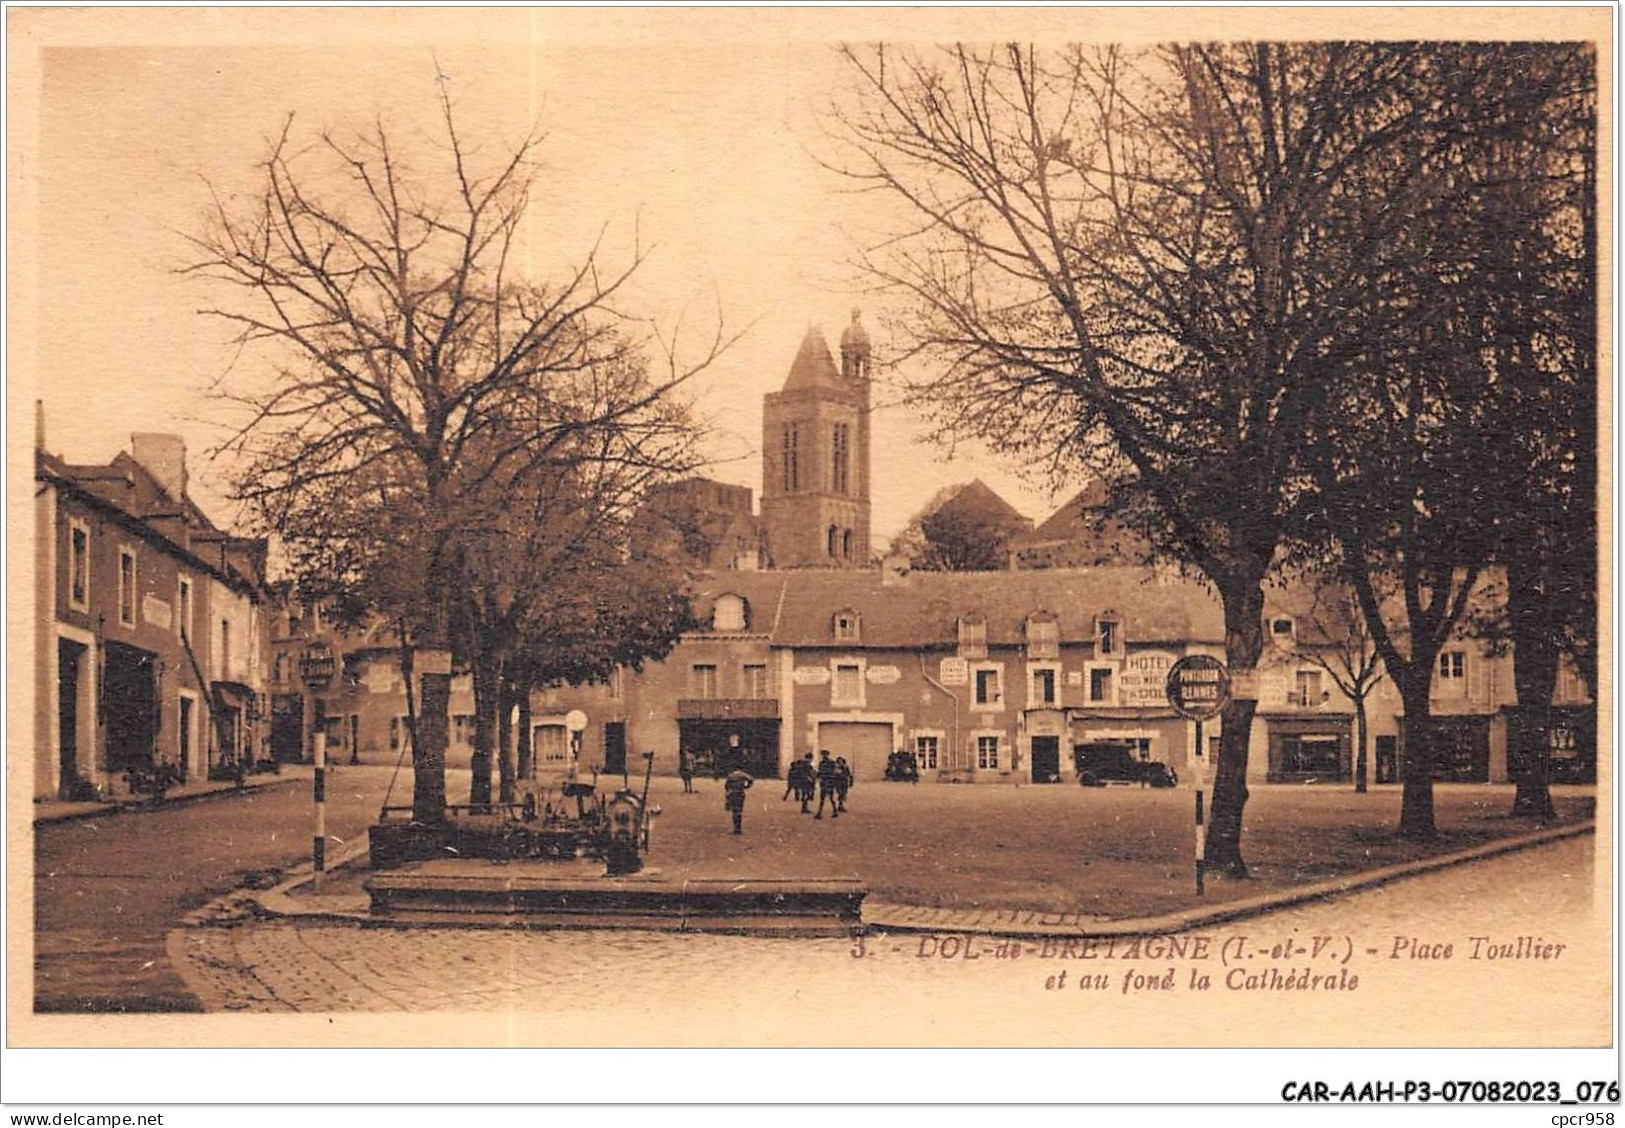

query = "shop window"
[[915, 734, 940, 770], [68, 519, 90, 611], [690, 663, 719, 698], [1280, 735, 1342, 777], [976, 734, 1001, 770]]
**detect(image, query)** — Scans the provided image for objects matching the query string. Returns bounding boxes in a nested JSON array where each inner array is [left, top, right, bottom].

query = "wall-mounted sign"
[[141, 594, 172, 629], [1120, 649, 1178, 707], [866, 664, 901, 685], [564, 709, 589, 733], [939, 657, 968, 686], [792, 666, 831, 686], [299, 642, 337, 690], [1067, 670, 1084, 686]]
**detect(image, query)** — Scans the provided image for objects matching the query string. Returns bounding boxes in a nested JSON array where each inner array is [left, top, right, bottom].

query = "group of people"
[[784, 749, 852, 819], [883, 750, 921, 782], [709, 747, 855, 835]]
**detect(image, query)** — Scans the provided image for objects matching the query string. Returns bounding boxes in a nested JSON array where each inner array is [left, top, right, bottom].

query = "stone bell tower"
[[760, 311, 872, 568]]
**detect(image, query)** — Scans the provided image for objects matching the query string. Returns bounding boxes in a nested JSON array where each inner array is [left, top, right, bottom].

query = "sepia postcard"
[[5, 5, 1616, 1109]]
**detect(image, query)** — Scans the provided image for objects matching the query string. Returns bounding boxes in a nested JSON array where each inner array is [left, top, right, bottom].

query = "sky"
[[17, 7, 1604, 553], [18, 11, 1078, 551]]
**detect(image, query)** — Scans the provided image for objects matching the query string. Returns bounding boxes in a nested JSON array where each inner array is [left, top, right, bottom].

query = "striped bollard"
[[313, 730, 327, 881], [1194, 719, 1206, 897]]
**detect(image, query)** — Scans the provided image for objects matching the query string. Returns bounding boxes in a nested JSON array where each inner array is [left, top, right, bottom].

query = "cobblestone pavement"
[[34, 765, 413, 1012], [169, 835, 1607, 1046]]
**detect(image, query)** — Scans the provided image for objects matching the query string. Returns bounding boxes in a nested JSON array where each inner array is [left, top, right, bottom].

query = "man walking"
[[798, 752, 816, 812], [723, 769, 753, 835], [815, 750, 840, 819], [679, 748, 696, 794]]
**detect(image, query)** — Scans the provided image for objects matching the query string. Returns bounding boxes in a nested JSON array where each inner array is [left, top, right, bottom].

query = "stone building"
[[33, 421, 270, 800]]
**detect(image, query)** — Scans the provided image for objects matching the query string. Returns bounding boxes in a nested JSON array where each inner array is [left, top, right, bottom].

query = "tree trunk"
[[1353, 695, 1369, 794], [1397, 672, 1436, 838], [1507, 557, 1558, 821], [517, 690, 534, 780], [415, 669, 450, 825], [1203, 580, 1266, 879], [469, 648, 499, 810], [497, 676, 516, 805]]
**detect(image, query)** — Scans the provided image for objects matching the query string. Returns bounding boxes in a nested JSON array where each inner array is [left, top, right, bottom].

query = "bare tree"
[[186, 87, 732, 822]]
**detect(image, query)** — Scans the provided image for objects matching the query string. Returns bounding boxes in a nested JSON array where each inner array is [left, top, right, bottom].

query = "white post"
[[312, 730, 327, 882]]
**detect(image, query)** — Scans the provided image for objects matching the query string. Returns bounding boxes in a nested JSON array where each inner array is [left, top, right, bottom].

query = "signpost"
[[1166, 655, 1231, 897]]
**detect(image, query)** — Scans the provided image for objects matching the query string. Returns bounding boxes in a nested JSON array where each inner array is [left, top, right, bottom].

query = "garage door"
[[816, 722, 894, 781]]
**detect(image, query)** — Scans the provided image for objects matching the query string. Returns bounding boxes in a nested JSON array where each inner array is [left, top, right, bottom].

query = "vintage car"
[[1074, 740, 1178, 788]]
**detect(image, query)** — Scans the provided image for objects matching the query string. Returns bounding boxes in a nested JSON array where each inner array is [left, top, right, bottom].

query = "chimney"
[[35, 400, 45, 453], [130, 433, 188, 503]]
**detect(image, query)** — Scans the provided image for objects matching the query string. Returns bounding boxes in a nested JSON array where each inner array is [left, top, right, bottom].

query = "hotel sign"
[[1120, 650, 1178, 707], [1166, 655, 1230, 721], [939, 657, 968, 686]]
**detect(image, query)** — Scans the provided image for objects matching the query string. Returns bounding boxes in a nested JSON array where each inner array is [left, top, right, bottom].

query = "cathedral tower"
[[761, 310, 872, 568]]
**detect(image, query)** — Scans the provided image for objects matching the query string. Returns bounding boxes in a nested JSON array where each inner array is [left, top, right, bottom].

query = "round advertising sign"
[[1165, 654, 1230, 721], [564, 709, 589, 733]]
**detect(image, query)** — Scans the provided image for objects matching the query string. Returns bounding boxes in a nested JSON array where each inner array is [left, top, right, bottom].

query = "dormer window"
[[833, 609, 861, 642], [1026, 613, 1059, 659], [958, 613, 988, 659], [1095, 612, 1121, 658], [713, 593, 749, 632], [1271, 617, 1296, 648]]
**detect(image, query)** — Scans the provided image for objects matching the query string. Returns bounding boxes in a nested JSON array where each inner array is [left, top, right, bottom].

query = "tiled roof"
[[691, 566, 1223, 648], [37, 447, 262, 590], [925, 479, 1033, 533]]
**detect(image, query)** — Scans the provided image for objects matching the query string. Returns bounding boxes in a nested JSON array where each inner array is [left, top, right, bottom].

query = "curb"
[[33, 772, 308, 826], [239, 837, 376, 923], [864, 821, 1595, 938], [220, 819, 1594, 938]]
